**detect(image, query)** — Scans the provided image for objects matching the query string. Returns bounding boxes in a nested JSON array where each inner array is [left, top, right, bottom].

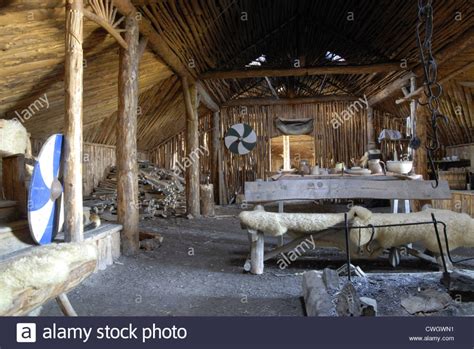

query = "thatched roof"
[[1, 0, 472, 149]]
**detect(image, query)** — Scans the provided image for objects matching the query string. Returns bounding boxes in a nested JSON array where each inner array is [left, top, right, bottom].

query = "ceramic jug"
[[368, 159, 386, 174]]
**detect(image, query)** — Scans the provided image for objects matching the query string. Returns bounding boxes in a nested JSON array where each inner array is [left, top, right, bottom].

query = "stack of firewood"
[[84, 161, 186, 219]]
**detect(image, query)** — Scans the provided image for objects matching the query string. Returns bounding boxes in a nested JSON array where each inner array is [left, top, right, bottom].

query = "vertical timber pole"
[[211, 111, 220, 204], [182, 77, 201, 218], [117, 13, 139, 255], [367, 106, 376, 151], [64, 0, 84, 242], [409, 77, 417, 160]]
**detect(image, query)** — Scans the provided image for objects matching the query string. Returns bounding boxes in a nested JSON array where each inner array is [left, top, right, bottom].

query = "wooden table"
[[245, 174, 451, 203]]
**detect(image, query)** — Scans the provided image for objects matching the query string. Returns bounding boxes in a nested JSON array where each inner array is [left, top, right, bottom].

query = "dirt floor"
[[41, 203, 474, 316]]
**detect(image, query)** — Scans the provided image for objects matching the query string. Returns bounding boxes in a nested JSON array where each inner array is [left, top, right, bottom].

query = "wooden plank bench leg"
[[56, 293, 78, 316], [249, 230, 264, 274], [277, 201, 284, 246]]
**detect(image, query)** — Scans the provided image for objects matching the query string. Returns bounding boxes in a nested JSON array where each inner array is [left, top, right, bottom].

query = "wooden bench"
[[242, 178, 451, 274], [0, 242, 98, 316]]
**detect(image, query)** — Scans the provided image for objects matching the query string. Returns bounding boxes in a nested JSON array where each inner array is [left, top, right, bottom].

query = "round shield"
[[224, 123, 257, 155], [28, 134, 64, 245]]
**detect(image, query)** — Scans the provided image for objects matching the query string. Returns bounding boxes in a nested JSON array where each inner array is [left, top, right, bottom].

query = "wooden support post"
[[182, 77, 201, 218], [211, 111, 220, 203], [117, 13, 140, 255], [283, 135, 291, 170], [64, 0, 84, 242], [218, 140, 226, 205], [249, 230, 264, 274], [409, 77, 417, 159], [367, 106, 376, 151], [278, 201, 284, 246]]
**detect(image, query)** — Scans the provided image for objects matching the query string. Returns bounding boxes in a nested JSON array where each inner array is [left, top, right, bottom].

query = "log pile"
[[84, 161, 186, 219]]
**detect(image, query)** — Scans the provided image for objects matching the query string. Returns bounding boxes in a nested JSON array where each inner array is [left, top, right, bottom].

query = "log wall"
[[31, 139, 148, 196], [148, 113, 212, 180], [149, 101, 402, 203]]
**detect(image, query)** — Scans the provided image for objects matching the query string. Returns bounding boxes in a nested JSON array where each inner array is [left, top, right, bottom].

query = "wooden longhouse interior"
[[0, 0, 473, 317]]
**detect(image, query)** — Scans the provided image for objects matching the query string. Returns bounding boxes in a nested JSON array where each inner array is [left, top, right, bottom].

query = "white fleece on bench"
[[239, 206, 349, 237], [348, 206, 474, 257], [0, 242, 97, 314]]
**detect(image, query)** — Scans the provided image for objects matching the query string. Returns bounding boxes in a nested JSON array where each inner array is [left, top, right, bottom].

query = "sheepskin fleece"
[[348, 206, 474, 256], [239, 210, 347, 237], [0, 242, 97, 314], [0, 119, 29, 157]]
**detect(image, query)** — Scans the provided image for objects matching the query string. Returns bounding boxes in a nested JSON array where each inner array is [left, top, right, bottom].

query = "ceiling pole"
[[64, 0, 84, 242], [117, 12, 140, 255], [112, 1, 220, 111], [201, 62, 404, 80], [369, 27, 474, 106], [223, 95, 359, 107]]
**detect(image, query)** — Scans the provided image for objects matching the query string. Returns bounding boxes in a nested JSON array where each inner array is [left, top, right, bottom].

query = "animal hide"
[[0, 242, 97, 314], [239, 205, 474, 260], [274, 117, 313, 135], [239, 206, 361, 256], [239, 205, 347, 237], [348, 206, 474, 257]]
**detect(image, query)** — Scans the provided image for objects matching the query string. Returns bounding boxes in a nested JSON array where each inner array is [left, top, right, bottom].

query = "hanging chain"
[[415, 0, 448, 188]]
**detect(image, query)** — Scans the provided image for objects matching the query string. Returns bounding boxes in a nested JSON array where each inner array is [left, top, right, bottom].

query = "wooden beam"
[[182, 77, 200, 218], [137, 36, 149, 61], [223, 95, 359, 107], [264, 77, 279, 98], [113, 0, 221, 114], [117, 12, 140, 255], [201, 63, 403, 80], [83, 9, 128, 50], [64, 0, 84, 242], [409, 77, 417, 162], [396, 62, 474, 104], [368, 72, 416, 106], [196, 81, 219, 112], [113, 0, 191, 77], [369, 27, 474, 106], [458, 81, 474, 88]]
